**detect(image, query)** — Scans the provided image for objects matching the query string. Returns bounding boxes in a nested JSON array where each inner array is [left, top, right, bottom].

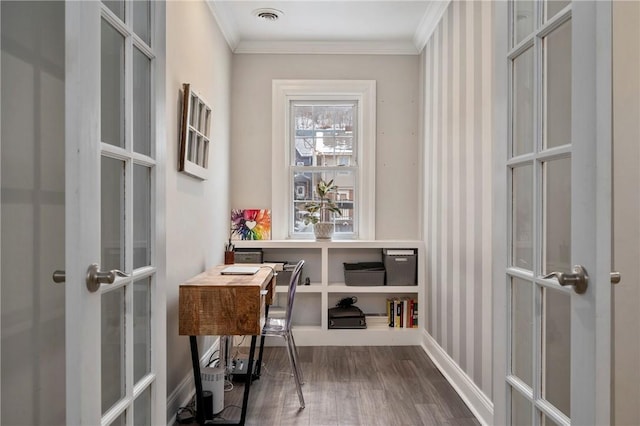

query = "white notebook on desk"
[[220, 265, 260, 275]]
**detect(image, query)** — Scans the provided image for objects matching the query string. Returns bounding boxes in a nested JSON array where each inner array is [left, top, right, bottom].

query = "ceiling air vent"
[[252, 8, 283, 22]]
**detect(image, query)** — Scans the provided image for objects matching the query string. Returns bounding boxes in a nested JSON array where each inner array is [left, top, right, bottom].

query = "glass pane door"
[[507, 1, 573, 424], [100, 1, 156, 424]]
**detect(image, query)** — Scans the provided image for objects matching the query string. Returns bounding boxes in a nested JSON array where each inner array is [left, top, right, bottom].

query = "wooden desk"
[[179, 264, 276, 425]]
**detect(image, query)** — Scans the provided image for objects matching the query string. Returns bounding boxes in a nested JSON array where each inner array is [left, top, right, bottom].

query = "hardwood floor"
[[182, 346, 480, 426]]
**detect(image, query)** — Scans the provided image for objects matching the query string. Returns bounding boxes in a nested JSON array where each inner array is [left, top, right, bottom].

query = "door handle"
[[543, 265, 589, 294], [86, 263, 129, 292], [52, 270, 66, 283]]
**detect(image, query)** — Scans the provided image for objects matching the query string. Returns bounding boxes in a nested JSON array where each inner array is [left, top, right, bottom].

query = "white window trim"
[[272, 79, 376, 240]]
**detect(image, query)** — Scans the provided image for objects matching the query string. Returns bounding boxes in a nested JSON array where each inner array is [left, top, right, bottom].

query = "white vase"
[[313, 222, 334, 240]]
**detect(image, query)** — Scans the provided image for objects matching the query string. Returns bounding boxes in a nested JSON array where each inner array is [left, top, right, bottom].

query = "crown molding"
[[205, 0, 239, 51], [234, 40, 420, 55], [206, 0, 446, 56], [413, 0, 451, 52]]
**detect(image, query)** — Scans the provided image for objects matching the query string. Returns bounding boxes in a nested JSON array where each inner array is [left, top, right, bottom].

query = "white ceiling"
[[207, 1, 450, 55]]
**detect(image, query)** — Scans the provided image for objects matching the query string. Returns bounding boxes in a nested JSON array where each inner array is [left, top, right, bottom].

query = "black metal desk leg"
[[239, 336, 258, 425], [255, 305, 269, 378], [189, 336, 205, 425]]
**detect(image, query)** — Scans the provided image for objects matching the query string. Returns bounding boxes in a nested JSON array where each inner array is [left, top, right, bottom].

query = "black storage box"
[[383, 249, 417, 286], [343, 262, 385, 286], [328, 306, 367, 329]]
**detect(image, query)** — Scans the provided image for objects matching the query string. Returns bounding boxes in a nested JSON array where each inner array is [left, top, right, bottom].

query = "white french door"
[[494, 1, 611, 425], [65, 1, 165, 424]]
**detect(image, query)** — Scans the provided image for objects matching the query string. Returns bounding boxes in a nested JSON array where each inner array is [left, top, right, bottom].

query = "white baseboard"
[[421, 331, 494, 426], [166, 338, 221, 426]]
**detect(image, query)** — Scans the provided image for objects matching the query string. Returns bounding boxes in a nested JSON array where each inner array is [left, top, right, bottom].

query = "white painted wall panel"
[[165, 1, 232, 419], [422, 0, 493, 398]]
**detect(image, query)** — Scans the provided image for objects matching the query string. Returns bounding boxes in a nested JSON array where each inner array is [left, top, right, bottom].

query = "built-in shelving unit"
[[233, 240, 424, 346]]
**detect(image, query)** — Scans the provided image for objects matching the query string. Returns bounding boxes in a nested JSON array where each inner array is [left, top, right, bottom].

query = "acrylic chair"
[[260, 259, 306, 408]]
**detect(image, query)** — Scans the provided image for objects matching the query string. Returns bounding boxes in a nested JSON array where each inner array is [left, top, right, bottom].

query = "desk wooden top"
[[179, 264, 275, 336]]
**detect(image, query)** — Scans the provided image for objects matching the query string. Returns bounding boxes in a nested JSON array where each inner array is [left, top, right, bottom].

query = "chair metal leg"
[[289, 331, 304, 384], [284, 334, 305, 408]]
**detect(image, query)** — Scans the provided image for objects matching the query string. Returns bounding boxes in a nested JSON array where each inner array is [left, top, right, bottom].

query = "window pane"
[[102, 0, 124, 21], [134, 278, 151, 383], [544, 20, 572, 149], [292, 103, 355, 167], [133, 165, 151, 269], [511, 277, 533, 387], [101, 157, 125, 271], [133, 48, 151, 156], [512, 165, 533, 270], [514, 0, 534, 46], [108, 411, 126, 426], [542, 287, 570, 417], [293, 170, 354, 234], [511, 388, 533, 426], [512, 48, 534, 156], [134, 385, 152, 426], [102, 287, 126, 414], [101, 20, 125, 148], [541, 412, 562, 426], [545, 0, 570, 22], [543, 158, 571, 275], [132, 0, 151, 46]]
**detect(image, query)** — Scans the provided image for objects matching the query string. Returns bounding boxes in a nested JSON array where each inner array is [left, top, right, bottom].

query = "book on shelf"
[[386, 297, 418, 329]]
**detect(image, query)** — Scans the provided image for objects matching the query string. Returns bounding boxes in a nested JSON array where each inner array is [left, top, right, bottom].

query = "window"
[[272, 80, 376, 240]]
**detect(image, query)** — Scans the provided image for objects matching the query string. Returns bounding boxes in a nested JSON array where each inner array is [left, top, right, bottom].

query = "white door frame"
[[493, 1, 612, 424], [65, 1, 166, 424]]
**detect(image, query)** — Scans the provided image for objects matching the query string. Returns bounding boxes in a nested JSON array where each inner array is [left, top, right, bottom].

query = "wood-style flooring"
[[182, 346, 480, 426]]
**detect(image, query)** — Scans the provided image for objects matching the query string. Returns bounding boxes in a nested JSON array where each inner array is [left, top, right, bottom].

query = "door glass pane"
[[108, 411, 126, 426], [543, 158, 571, 275], [102, 287, 126, 414], [541, 412, 562, 426], [544, 20, 572, 149], [542, 287, 571, 417], [134, 385, 152, 426], [133, 48, 151, 156], [545, 0, 570, 22], [101, 20, 125, 148], [511, 388, 533, 426], [134, 278, 151, 382], [512, 48, 534, 156], [132, 0, 151, 46], [511, 278, 533, 386], [512, 165, 533, 270], [102, 0, 124, 21], [133, 165, 150, 269], [514, 0, 535, 46], [101, 157, 125, 271]]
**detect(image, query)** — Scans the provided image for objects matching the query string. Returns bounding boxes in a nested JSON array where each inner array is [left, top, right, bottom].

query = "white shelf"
[[233, 240, 424, 346], [327, 284, 419, 293]]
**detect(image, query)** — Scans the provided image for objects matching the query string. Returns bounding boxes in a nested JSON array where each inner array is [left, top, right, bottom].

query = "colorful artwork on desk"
[[230, 209, 271, 240]]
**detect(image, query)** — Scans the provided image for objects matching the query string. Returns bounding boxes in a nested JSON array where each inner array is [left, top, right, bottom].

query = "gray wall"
[[164, 1, 232, 419], [422, 0, 493, 397], [230, 54, 421, 240], [1, 2, 66, 424]]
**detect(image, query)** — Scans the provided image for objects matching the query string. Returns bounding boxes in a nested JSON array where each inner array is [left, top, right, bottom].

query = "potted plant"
[[303, 179, 341, 240]]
